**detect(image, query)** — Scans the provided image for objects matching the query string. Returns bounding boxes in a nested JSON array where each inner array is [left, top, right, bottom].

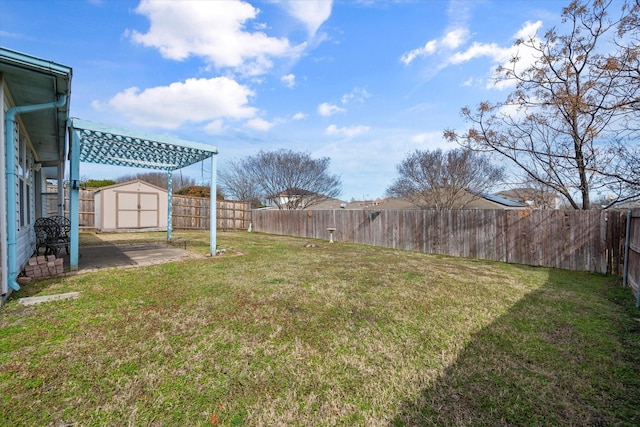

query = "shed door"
[[116, 191, 159, 229]]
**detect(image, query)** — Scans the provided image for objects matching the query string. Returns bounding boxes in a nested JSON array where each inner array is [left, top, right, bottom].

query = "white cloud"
[[446, 21, 542, 67], [411, 132, 433, 144], [410, 132, 451, 150], [129, 0, 305, 76], [341, 87, 370, 105], [462, 76, 481, 87], [401, 28, 469, 65], [490, 21, 544, 90], [326, 124, 370, 138], [401, 40, 437, 65], [203, 119, 225, 134], [448, 41, 509, 65], [245, 117, 274, 131], [95, 77, 256, 129], [281, 73, 296, 88], [318, 102, 346, 117], [515, 20, 544, 41], [278, 0, 333, 37], [441, 28, 469, 49], [402, 14, 544, 91], [292, 112, 308, 120]]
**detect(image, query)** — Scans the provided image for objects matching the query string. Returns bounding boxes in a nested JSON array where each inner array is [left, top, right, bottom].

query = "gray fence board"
[[624, 209, 640, 306]]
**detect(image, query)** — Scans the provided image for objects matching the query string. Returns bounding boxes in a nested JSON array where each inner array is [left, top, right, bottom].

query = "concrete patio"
[[60, 242, 195, 272]]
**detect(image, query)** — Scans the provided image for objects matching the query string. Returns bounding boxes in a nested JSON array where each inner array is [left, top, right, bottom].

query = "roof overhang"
[[0, 47, 72, 178], [68, 118, 218, 171]]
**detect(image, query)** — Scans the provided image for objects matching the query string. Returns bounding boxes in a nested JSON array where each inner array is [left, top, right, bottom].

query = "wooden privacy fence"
[[251, 209, 628, 275], [46, 188, 95, 229], [623, 209, 640, 306], [171, 196, 249, 230], [46, 187, 249, 231]]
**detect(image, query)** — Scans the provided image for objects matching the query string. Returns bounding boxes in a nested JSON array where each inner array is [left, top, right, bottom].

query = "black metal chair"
[[49, 215, 71, 253], [34, 217, 68, 257]]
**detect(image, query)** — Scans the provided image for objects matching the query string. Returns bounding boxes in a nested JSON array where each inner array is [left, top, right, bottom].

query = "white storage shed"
[[94, 180, 168, 232]]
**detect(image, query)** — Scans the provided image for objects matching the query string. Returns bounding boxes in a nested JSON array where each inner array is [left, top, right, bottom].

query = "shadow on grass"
[[391, 268, 640, 426]]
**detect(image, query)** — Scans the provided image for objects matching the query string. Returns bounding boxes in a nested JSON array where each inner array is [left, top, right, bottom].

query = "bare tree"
[[243, 149, 342, 210], [444, 0, 640, 209], [602, 0, 640, 205], [386, 148, 505, 209], [218, 159, 264, 207]]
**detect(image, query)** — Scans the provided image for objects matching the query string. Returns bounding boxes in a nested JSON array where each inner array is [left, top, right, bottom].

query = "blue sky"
[[1, 0, 578, 201]]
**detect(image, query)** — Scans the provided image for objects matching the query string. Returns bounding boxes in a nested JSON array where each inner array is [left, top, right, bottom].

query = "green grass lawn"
[[1, 231, 639, 426]]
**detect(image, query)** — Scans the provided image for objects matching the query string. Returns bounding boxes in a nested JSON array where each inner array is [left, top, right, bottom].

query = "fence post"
[[623, 210, 631, 288]]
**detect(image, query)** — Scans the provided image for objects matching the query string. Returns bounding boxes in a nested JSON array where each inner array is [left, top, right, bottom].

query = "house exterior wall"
[[1, 81, 39, 299], [94, 180, 168, 232]]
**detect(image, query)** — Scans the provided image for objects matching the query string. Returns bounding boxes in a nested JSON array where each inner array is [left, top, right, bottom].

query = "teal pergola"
[[67, 118, 218, 270]]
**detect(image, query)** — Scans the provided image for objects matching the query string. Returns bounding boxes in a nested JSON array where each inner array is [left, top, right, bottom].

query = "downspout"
[[5, 94, 67, 291], [0, 83, 6, 298]]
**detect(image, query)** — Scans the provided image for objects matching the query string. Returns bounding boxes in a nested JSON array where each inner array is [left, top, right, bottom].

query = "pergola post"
[[167, 170, 173, 242], [210, 154, 217, 255], [68, 124, 80, 271]]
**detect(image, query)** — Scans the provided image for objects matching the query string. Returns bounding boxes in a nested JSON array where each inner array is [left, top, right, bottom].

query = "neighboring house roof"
[[495, 188, 559, 208], [351, 198, 418, 210], [479, 193, 529, 208], [267, 187, 316, 199], [612, 200, 640, 210], [305, 197, 418, 210], [304, 194, 526, 210], [410, 188, 528, 209]]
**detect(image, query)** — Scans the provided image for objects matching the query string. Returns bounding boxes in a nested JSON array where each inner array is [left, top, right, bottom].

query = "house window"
[[19, 181, 31, 228], [17, 129, 32, 229]]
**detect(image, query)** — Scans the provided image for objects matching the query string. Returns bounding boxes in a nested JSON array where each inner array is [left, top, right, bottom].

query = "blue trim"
[[167, 171, 173, 242], [210, 155, 217, 255], [69, 121, 80, 271], [70, 118, 218, 157], [0, 47, 73, 77]]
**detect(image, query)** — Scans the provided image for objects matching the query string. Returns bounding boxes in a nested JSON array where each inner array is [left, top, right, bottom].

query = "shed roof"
[[93, 179, 168, 194]]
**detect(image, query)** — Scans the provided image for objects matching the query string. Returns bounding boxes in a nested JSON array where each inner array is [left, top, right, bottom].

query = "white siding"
[[15, 125, 37, 270]]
